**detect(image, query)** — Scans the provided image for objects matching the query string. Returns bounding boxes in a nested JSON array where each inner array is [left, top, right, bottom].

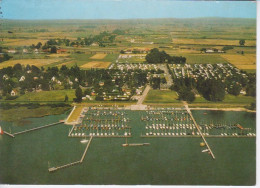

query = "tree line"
[[146, 48, 186, 64]]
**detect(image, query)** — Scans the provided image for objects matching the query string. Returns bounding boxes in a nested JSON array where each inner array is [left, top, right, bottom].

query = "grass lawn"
[[144, 89, 181, 104], [15, 90, 75, 102], [102, 54, 119, 62], [243, 69, 256, 74], [190, 94, 255, 108]]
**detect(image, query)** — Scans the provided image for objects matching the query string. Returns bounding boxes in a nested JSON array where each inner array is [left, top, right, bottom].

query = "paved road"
[[137, 85, 151, 105]]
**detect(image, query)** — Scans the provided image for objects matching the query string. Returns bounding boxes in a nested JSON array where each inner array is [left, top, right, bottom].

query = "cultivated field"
[[47, 54, 70, 57], [3, 39, 48, 46], [221, 54, 256, 70], [90, 54, 107, 59], [80, 61, 111, 69], [172, 38, 256, 46], [0, 58, 61, 69], [169, 54, 229, 64]]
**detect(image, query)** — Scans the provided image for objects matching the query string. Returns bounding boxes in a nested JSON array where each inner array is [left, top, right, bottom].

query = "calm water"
[[0, 110, 256, 185]]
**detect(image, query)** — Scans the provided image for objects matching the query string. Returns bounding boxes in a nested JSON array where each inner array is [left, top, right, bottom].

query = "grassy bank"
[[189, 94, 255, 108], [0, 106, 71, 122]]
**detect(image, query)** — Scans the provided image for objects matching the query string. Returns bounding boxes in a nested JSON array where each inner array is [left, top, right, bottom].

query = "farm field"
[[0, 58, 62, 69], [221, 54, 256, 70], [47, 54, 71, 58], [15, 90, 75, 102], [172, 38, 256, 46], [3, 39, 48, 46], [90, 53, 107, 59], [80, 61, 111, 69], [168, 54, 229, 64]]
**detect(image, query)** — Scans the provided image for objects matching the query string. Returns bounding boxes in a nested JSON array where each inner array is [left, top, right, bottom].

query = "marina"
[[0, 110, 256, 185], [140, 108, 256, 138]]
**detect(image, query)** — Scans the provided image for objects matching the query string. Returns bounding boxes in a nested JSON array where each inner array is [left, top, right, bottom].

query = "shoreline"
[[189, 107, 256, 113]]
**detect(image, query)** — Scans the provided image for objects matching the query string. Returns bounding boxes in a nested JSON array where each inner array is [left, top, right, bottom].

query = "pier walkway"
[[3, 121, 64, 138], [49, 136, 93, 172], [13, 121, 63, 136], [184, 103, 216, 159], [4, 131, 15, 138]]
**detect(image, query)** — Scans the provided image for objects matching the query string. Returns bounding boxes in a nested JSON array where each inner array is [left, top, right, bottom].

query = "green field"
[[189, 94, 255, 108], [144, 89, 181, 104], [15, 90, 76, 102], [169, 54, 229, 64]]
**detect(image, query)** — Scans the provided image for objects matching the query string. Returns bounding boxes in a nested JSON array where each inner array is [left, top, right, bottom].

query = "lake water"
[[0, 110, 256, 185]]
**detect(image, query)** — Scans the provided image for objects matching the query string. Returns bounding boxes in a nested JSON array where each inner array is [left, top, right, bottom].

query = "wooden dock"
[[184, 103, 216, 159], [80, 136, 93, 162], [49, 136, 93, 172], [13, 121, 63, 136], [2, 121, 64, 138], [68, 124, 76, 137]]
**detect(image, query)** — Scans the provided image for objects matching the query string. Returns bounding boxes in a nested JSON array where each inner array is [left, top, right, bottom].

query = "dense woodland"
[[146, 48, 186, 64]]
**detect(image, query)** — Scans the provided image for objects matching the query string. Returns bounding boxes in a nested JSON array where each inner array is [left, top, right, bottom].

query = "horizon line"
[[2, 17, 257, 21]]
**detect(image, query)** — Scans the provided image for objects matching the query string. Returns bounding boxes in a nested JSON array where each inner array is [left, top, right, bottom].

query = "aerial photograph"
[[0, 0, 257, 186]]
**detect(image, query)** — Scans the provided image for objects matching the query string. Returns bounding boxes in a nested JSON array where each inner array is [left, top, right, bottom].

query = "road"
[[159, 64, 173, 88], [137, 85, 151, 105]]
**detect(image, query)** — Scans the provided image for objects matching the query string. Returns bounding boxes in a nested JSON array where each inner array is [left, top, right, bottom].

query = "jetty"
[[3, 121, 64, 138], [49, 136, 93, 172], [184, 103, 216, 159], [13, 121, 64, 136], [4, 131, 15, 138]]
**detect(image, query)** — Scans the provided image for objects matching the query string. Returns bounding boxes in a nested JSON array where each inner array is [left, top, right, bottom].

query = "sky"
[[1, 0, 257, 20]]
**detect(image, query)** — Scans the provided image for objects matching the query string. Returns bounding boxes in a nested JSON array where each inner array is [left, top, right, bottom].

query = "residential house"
[[19, 76, 25, 82], [10, 89, 18, 96]]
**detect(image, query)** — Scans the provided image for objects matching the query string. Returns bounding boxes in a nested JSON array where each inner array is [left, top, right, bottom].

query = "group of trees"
[[146, 48, 186, 64], [169, 65, 255, 103], [245, 73, 256, 97], [28, 30, 121, 53], [0, 47, 12, 63], [170, 78, 195, 103]]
